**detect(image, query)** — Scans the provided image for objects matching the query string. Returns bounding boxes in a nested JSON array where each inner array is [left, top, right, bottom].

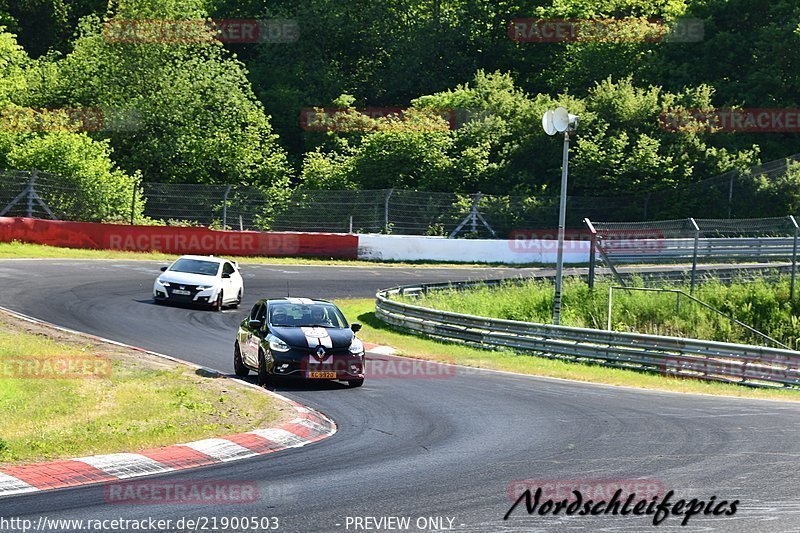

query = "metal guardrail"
[[584, 215, 800, 296], [375, 281, 800, 389], [601, 237, 798, 263]]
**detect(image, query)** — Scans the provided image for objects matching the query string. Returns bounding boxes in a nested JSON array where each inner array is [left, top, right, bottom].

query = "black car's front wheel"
[[347, 378, 364, 388], [257, 349, 270, 386], [233, 342, 249, 377]]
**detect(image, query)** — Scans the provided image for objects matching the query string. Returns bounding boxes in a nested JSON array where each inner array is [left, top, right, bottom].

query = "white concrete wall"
[[358, 234, 591, 264]]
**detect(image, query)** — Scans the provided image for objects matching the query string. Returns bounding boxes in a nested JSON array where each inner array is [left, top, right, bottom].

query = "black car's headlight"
[[349, 337, 364, 354], [269, 337, 291, 353]]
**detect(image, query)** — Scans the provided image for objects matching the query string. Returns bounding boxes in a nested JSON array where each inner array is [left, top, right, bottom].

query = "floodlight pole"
[[553, 130, 570, 325]]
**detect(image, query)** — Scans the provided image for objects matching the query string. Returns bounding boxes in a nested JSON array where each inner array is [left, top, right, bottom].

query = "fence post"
[[790, 215, 798, 299], [727, 173, 734, 218], [449, 191, 496, 238], [27, 170, 36, 218], [607, 286, 614, 331], [583, 217, 597, 290], [471, 192, 480, 234], [222, 185, 232, 230], [384, 188, 393, 233], [689, 217, 700, 294], [130, 183, 137, 225]]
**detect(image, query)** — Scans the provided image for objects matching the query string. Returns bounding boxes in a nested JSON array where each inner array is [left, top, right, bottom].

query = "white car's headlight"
[[195, 286, 211, 291], [269, 337, 291, 353], [349, 337, 364, 354], [156, 278, 170, 287]]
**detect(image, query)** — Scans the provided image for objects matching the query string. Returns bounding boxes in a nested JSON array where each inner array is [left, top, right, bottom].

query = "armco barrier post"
[[790, 215, 798, 299], [689, 217, 700, 294]]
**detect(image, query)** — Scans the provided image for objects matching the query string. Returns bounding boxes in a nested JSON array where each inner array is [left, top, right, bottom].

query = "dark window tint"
[[169, 258, 220, 276], [249, 303, 263, 321]]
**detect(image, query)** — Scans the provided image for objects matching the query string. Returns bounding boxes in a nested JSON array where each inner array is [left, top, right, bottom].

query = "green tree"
[[6, 132, 142, 221], [0, 28, 30, 168], [1, 0, 108, 57], [32, 1, 291, 187], [300, 106, 454, 191]]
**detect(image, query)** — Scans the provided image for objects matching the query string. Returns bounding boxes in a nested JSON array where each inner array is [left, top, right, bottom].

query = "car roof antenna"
[[287, 282, 290, 297]]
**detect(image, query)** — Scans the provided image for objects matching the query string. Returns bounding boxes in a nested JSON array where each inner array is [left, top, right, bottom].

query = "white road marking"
[[76, 453, 174, 479], [250, 428, 307, 448], [182, 438, 258, 462], [0, 473, 37, 495]]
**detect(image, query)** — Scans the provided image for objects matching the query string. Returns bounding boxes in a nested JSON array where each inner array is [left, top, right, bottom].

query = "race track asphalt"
[[0, 259, 798, 532]]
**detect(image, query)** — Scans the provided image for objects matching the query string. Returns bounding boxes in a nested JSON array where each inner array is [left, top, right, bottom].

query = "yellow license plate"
[[307, 371, 337, 379]]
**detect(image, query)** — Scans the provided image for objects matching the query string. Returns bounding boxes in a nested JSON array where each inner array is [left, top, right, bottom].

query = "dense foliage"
[[1, 0, 799, 220]]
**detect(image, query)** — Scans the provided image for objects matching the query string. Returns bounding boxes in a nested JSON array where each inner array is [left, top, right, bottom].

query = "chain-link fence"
[[3, 152, 800, 236], [585, 216, 800, 294], [0, 169, 96, 220]]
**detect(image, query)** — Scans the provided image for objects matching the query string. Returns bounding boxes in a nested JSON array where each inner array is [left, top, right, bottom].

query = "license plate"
[[172, 290, 191, 295], [307, 371, 337, 379]]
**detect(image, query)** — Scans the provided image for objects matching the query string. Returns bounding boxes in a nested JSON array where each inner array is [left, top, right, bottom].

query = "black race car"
[[234, 297, 365, 387]]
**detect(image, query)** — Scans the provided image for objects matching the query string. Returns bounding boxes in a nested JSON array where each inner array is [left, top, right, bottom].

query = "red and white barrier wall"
[[357, 234, 590, 264], [0, 218, 359, 259], [0, 218, 590, 264]]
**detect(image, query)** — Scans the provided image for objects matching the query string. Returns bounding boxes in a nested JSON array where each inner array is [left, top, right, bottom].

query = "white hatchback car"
[[153, 255, 244, 311]]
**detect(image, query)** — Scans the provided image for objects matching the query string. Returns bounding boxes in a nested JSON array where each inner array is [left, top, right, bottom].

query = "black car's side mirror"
[[351, 323, 362, 333], [248, 319, 263, 330], [160, 266, 168, 271]]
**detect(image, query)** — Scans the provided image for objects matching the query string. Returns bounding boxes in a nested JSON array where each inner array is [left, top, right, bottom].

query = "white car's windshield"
[[269, 303, 347, 328], [169, 259, 219, 276]]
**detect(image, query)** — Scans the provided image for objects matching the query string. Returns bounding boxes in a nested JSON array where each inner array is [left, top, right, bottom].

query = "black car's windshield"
[[269, 302, 347, 328], [168, 258, 220, 276]]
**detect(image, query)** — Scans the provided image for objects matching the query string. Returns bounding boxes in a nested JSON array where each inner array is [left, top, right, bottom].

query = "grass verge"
[[0, 241, 539, 268], [400, 276, 800, 349], [335, 298, 800, 402], [0, 312, 289, 464]]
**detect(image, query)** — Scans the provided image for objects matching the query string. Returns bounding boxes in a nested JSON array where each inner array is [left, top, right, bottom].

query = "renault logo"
[[316, 346, 326, 359]]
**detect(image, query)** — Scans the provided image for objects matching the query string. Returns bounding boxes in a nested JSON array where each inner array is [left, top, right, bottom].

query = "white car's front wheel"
[[232, 289, 242, 309], [212, 291, 223, 312]]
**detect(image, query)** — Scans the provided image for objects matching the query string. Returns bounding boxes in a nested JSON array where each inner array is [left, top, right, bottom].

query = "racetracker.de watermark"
[[103, 481, 261, 505], [660, 108, 800, 133], [660, 355, 800, 383], [104, 19, 299, 43], [508, 18, 703, 43], [508, 479, 665, 502], [300, 356, 457, 379], [104, 232, 301, 255], [508, 229, 665, 256], [0, 107, 140, 133], [0, 356, 111, 379], [299, 107, 460, 132], [365, 357, 457, 379]]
